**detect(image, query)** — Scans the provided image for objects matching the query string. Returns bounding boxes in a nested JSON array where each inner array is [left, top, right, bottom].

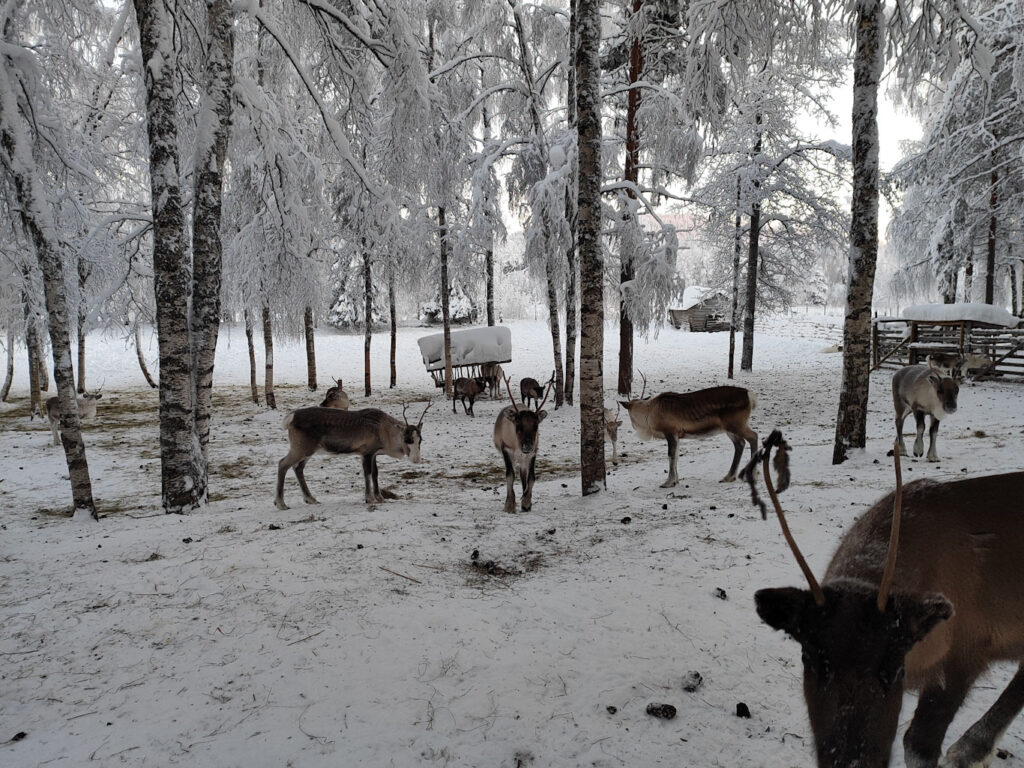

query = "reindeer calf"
[[892, 364, 958, 461], [275, 403, 431, 508], [494, 376, 552, 513], [619, 380, 757, 487], [46, 392, 102, 447], [453, 376, 487, 417], [321, 378, 350, 409], [480, 361, 504, 399]]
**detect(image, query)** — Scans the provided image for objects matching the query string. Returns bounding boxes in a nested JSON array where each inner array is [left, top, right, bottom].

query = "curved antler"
[[877, 441, 903, 612], [762, 431, 825, 607], [503, 375, 519, 412], [536, 378, 555, 412], [401, 401, 409, 425], [417, 399, 433, 429], [639, 371, 648, 400]]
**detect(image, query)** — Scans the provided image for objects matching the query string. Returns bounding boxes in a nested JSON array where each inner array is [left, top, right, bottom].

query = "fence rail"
[[872, 319, 1024, 379]]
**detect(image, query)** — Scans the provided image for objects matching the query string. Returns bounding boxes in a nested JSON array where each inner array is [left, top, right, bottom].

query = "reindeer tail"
[[748, 391, 758, 411], [282, 411, 296, 430]]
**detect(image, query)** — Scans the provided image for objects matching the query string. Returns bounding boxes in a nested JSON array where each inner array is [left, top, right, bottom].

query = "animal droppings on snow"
[[735, 703, 751, 718], [620, 516, 631, 524], [714, 588, 727, 600], [646, 703, 677, 720], [681, 671, 704, 692]]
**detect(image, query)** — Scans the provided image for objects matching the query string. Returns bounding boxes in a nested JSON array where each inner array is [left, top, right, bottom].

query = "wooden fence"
[[872, 318, 1024, 379]]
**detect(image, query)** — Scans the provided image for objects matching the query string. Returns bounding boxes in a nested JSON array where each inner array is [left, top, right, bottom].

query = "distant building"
[[668, 286, 731, 332]]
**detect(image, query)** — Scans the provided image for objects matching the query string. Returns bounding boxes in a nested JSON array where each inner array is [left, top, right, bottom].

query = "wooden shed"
[[668, 286, 731, 332]]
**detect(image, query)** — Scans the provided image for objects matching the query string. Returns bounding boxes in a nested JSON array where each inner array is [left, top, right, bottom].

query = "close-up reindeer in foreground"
[[320, 377, 350, 409], [748, 430, 1024, 768], [618, 373, 757, 487], [494, 375, 552, 513], [892, 363, 959, 461], [46, 390, 102, 446], [275, 401, 432, 508]]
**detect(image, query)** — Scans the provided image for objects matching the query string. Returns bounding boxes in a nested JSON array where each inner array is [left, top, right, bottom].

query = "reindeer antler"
[[536, 378, 555, 412], [877, 441, 903, 612], [401, 401, 410, 425], [639, 371, 648, 400], [503, 374, 519, 412], [417, 399, 433, 429], [749, 430, 825, 607]]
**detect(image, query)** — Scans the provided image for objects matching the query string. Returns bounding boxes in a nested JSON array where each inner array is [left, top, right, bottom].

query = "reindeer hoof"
[[380, 488, 399, 500], [927, 455, 940, 463], [660, 479, 678, 489], [521, 503, 532, 513], [719, 475, 736, 483], [274, 499, 289, 510], [303, 497, 319, 505]]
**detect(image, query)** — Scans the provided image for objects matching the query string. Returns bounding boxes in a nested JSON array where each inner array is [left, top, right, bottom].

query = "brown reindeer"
[[46, 390, 102, 447], [321, 378, 350, 409], [750, 430, 1024, 768], [480, 361, 504, 399], [275, 401, 432, 508], [452, 376, 488, 417], [494, 375, 552, 513], [618, 374, 757, 487], [520, 371, 553, 409], [892, 364, 959, 461]]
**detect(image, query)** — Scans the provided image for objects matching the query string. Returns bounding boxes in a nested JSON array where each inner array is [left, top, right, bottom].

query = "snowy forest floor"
[[2, 313, 1023, 767]]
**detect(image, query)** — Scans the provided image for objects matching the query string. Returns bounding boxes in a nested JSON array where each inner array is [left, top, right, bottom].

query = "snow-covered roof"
[[900, 302, 1020, 328], [672, 285, 727, 311], [417, 325, 512, 371]]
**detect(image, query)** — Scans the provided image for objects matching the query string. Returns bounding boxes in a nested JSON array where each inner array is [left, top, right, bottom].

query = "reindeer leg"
[[275, 454, 295, 510], [904, 668, 977, 768], [661, 435, 679, 488], [721, 433, 745, 482], [293, 459, 318, 505], [913, 410, 927, 458], [362, 454, 376, 503], [521, 455, 536, 512], [370, 454, 385, 502], [50, 419, 60, 447], [502, 448, 516, 513], [941, 663, 1024, 768], [611, 439, 618, 465], [926, 415, 941, 462], [896, 407, 910, 456]]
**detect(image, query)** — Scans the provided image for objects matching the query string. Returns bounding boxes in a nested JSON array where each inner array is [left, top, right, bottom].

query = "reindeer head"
[[752, 433, 954, 768], [928, 372, 959, 416], [502, 375, 550, 454], [401, 400, 433, 463], [321, 378, 350, 409]]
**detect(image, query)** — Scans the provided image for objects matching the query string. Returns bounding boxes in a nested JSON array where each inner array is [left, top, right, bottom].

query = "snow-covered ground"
[[2, 313, 1023, 768]]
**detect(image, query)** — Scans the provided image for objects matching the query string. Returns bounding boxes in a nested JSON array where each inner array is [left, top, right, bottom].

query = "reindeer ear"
[[504, 409, 518, 422], [618, 400, 632, 410], [890, 592, 953, 649], [536, 410, 548, 422], [928, 372, 942, 388], [755, 587, 819, 642]]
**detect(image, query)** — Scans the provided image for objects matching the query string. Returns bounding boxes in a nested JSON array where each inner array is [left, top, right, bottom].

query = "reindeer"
[[494, 375, 553, 513], [452, 376, 488, 417], [892, 364, 959, 461], [480, 361, 504, 399], [618, 373, 757, 487], [520, 371, 553, 409], [320, 378, 350, 409], [604, 405, 623, 464], [750, 431, 1024, 768], [46, 390, 102, 446], [275, 401, 432, 508]]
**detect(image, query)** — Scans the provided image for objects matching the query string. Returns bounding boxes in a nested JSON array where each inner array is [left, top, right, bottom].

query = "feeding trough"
[[417, 325, 512, 388]]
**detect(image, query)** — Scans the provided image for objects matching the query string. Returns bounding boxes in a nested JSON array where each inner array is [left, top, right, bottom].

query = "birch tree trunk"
[[545, 260, 565, 408], [1009, 262, 1018, 316], [617, 0, 643, 396], [244, 308, 259, 404], [262, 305, 276, 409], [389, 267, 397, 388], [0, 71, 96, 518], [485, 246, 495, 326], [190, 0, 234, 471], [577, 0, 605, 495], [1, 329, 13, 402], [363, 247, 372, 397], [985, 170, 997, 304], [832, 0, 883, 464], [23, 295, 42, 416], [304, 306, 317, 391], [729, 178, 742, 379], [34, 333, 48, 392], [135, 0, 205, 511], [741, 117, 762, 372], [964, 255, 974, 301], [77, 258, 90, 393], [563, 0, 579, 407], [439, 205, 453, 397], [134, 323, 157, 388]]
